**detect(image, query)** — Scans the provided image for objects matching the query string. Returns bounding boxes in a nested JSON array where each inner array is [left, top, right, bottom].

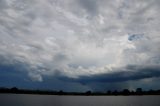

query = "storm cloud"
[[66, 65, 160, 83], [0, 0, 160, 91]]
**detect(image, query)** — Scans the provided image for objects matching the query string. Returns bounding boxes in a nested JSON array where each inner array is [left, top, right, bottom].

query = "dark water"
[[0, 94, 160, 106]]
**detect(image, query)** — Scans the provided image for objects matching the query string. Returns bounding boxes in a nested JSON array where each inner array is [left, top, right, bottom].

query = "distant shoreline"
[[0, 87, 160, 96], [1, 92, 160, 96]]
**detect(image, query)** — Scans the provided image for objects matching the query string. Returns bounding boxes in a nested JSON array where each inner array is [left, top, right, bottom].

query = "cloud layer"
[[0, 0, 160, 91]]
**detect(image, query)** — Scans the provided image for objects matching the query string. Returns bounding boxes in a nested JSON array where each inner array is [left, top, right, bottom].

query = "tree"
[[107, 90, 111, 95], [136, 88, 142, 95], [11, 87, 18, 92], [112, 90, 118, 95], [58, 90, 64, 95], [122, 89, 130, 95], [85, 91, 92, 95]]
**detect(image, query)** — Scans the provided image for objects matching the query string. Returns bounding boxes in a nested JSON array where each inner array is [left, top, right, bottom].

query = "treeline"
[[0, 87, 160, 96]]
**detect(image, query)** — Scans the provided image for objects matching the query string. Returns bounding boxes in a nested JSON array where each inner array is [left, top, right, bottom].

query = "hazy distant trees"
[[136, 88, 142, 95], [107, 90, 111, 95], [0, 87, 160, 95], [11, 87, 18, 92], [122, 89, 130, 95], [58, 90, 64, 95], [85, 91, 92, 95]]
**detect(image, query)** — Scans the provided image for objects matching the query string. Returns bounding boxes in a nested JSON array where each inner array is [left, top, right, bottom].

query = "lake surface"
[[0, 94, 160, 106]]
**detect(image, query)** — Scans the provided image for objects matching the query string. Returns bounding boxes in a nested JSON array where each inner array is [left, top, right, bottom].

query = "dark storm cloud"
[[60, 65, 160, 84], [1, 0, 160, 81], [0, 0, 160, 91], [0, 61, 30, 88], [0, 61, 90, 92]]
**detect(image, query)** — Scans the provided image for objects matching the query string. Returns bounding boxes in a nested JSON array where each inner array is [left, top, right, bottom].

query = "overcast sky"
[[0, 0, 160, 92]]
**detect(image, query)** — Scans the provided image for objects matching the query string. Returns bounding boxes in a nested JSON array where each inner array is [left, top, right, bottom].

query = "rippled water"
[[0, 94, 160, 106]]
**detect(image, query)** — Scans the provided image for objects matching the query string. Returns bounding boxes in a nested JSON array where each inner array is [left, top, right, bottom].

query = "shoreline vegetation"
[[0, 87, 160, 96]]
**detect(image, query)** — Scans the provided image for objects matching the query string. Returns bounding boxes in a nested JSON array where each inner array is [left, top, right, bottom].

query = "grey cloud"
[[0, 0, 8, 10], [61, 65, 160, 83], [128, 34, 144, 41], [77, 0, 99, 16], [0, 0, 160, 83]]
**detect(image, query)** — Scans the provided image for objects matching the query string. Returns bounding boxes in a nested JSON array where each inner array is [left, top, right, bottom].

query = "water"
[[0, 94, 160, 106]]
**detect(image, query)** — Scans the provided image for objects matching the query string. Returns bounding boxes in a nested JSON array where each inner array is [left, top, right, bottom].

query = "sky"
[[0, 0, 160, 92]]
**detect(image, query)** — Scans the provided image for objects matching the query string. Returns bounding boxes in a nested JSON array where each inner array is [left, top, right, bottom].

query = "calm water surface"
[[0, 94, 160, 106]]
